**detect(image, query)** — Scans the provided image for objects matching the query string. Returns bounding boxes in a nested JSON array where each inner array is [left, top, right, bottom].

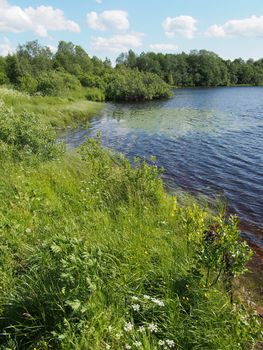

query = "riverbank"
[[0, 87, 103, 129], [0, 92, 262, 349], [171, 84, 263, 89]]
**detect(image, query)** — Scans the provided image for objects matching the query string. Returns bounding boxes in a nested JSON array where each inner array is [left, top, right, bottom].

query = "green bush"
[[105, 68, 171, 101], [0, 101, 64, 160], [37, 71, 81, 96], [0, 71, 8, 85], [85, 87, 105, 102], [19, 74, 38, 94], [79, 73, 105, 90]]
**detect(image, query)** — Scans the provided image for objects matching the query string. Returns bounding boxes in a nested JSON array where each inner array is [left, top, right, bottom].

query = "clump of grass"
[[0, 98, 262, 349], [0, 87, 102, 129]]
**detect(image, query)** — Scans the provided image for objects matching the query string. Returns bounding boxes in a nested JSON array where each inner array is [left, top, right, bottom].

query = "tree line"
[[0, 41, 170, 102], [0, 41, 262, 103], [117, 49, 263, 87]]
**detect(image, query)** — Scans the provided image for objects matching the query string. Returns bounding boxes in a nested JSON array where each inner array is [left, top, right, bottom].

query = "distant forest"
[[117, 49, 263, 87], [0, 41, 262, 102]]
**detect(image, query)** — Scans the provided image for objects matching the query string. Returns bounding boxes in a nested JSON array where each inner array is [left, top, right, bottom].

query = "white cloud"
[[162, 16, 197, 39], [0, 1, 80, 37], [86, 10, 129, 31], [95, 0, 102, 3], [91, 33, 143, 53], [0, 37, 13, 56], [149, 43, 178, 52], [206, 16, 263, 38]]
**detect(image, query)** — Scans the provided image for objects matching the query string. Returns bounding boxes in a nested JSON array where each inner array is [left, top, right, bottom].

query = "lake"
[[63, 87, 263, 250]]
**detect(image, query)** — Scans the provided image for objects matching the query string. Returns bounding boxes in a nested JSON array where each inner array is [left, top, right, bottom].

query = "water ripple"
[[62, 87, 263, 249]]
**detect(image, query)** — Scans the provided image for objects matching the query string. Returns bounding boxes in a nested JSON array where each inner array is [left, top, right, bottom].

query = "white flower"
[[158, 340, 165, 346], [166, 339, 175, 348], [133, 341, 142, 347], [148, 323, 158, 333], [138, 326, 145, 332], [106, 344, 111, 349], [151, 298, 165, 307], [132, 304, 140, 311], [143, 294, 151, 300], [131, 296, 139, 301], [125, 345, 132, 350], [108, 325, 112, 332], [124, 322, 134, 332]]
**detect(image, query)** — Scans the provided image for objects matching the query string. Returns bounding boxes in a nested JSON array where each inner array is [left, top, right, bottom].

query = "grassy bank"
[[0, 87, 102, 129], [0, 93, 262, 349]]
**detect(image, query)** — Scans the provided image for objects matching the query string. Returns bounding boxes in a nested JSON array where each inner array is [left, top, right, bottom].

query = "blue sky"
[[1, 0, 263, 62]]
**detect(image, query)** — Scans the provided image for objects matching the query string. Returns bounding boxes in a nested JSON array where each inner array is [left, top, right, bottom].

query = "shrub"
[[0, 101, 64, 160], [37, 71, 81, 96], [105, 68, 171, 102], [0, 71, 8, 85], [79, 73, 105, 90], [19, 74, 38, 94], [85, 87, 105, 102]]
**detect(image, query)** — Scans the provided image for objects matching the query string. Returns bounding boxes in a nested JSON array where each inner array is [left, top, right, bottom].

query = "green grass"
[[0, 92, 262, 349], [0, 87, 102, 128]]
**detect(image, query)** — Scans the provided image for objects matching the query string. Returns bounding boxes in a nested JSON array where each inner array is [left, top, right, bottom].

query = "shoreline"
[[172, 84, 263, 89]]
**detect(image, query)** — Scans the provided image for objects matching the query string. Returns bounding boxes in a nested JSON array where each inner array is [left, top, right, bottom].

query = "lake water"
[[63, 87, 263, 250]]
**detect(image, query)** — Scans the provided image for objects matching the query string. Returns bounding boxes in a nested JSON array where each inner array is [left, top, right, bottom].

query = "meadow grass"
[[0, 87, 102, 128], [0, 93, 262, 349]]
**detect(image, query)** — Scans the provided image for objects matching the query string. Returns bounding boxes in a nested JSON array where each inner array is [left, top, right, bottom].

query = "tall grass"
[[0, 87, 102, 128], [0, 95, 262, 349]]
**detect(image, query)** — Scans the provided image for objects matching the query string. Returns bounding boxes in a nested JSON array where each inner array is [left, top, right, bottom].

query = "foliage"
[[0, 87, 102, 129], [117, 49, 263, 87], [3, 40, 263, 102], [19, 74, 38, 94], [195, 216, 252, 298], [36, 71, 81, 96], [0, 52, 262, 347], [0, 57, 8, 84], [0, 101, 63, 160], [1, 41, 173, 102], [79, 73, 105, 90], [0, 106, 261, 348], [105, 67, 171, 101], [85, 87, 105, 102]]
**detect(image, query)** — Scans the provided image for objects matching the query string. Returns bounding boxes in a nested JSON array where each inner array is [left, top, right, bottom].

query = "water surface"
[[63, 87, 263, 249]]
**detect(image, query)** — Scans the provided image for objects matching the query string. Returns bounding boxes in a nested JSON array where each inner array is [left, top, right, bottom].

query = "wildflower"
[[133, 341, 142, 347], [125, 345, 132, 350], [166, 339, 175, 348], [132, 304, 140, 312], [131, 296, 139, 301], [25, 228, 31, 233], [124, 322, 134, 332], [148, 323, 158, 333], [143, 294, 151, 300], [158, 340, 165, 346], [108, 325, 112, 332], [138, 326, 145, 332], [151, 298, 164, 307], [106, 344, 111, 349]]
